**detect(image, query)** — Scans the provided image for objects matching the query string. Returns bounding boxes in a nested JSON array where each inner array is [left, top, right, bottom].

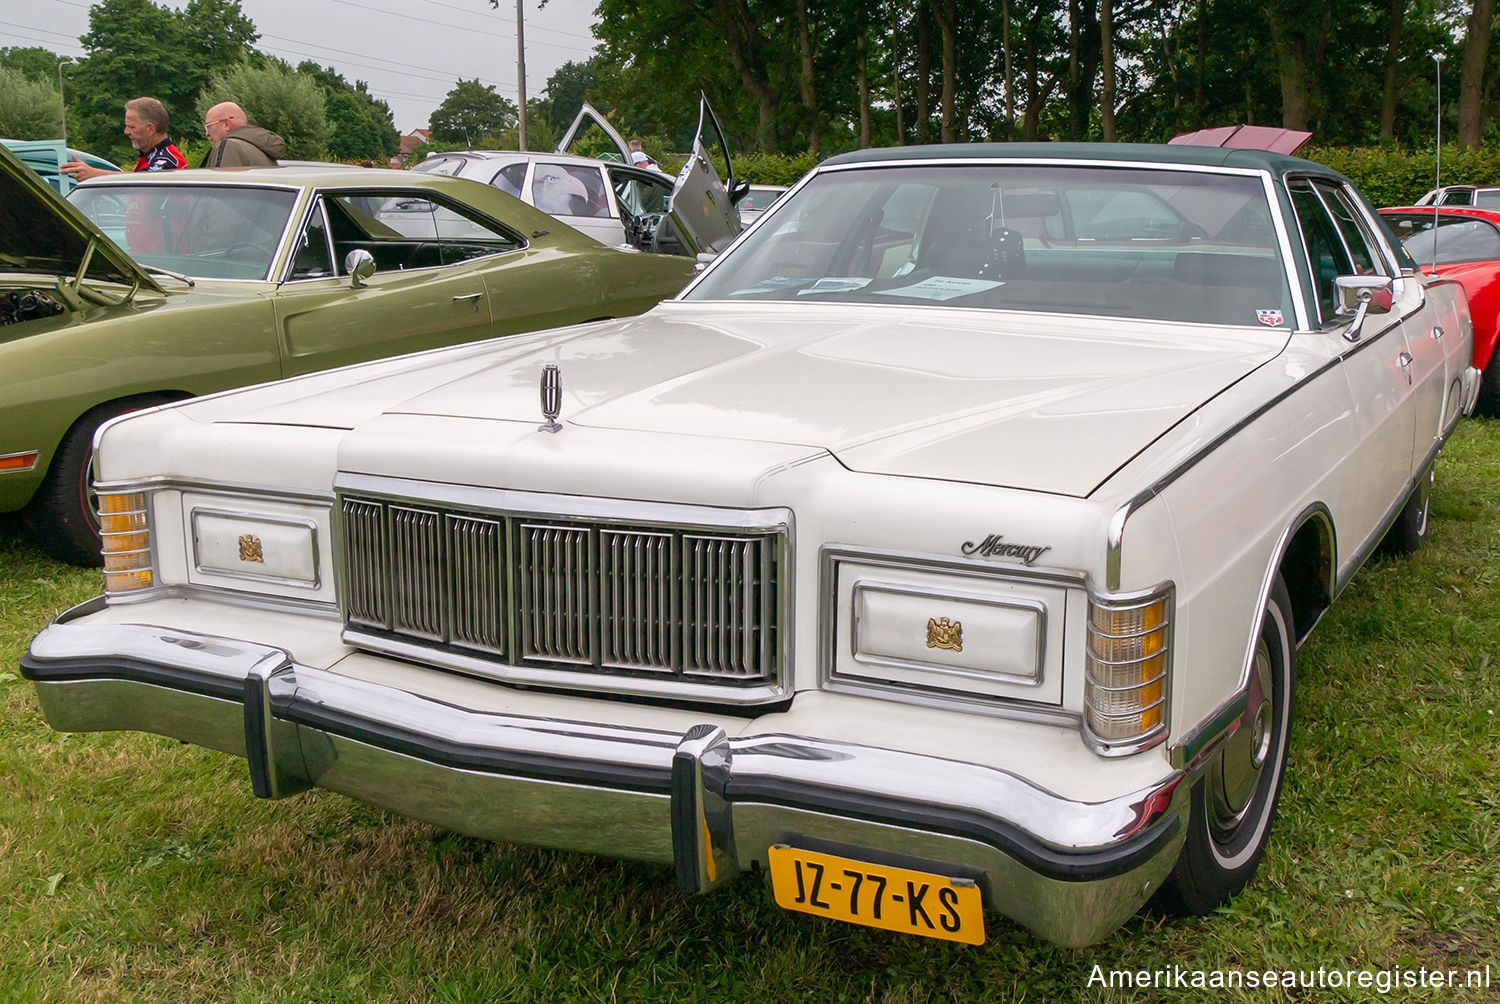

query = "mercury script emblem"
[[238, 534, 265, 563], [926, 617, 963, 652], [539, 363, 562, 433], [961, 533, 1052, 566]]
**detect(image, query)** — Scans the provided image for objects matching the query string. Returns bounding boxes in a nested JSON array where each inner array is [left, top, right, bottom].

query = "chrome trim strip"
[[104, 582, 342, 617], [333, 473, 791, 531], [94, 476, 334, 505], [341, 627, 788, 706], [1102, 318, 1419, 590]]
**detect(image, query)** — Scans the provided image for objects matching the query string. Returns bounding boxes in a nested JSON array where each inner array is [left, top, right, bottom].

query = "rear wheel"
[[1476, 355, 1500, 417], [1379, 467, 1432, 557], [1154, 577, 1294, 916], [25, 400, 158, 566]]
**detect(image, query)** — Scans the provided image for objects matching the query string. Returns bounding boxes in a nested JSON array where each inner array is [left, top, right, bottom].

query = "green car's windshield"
[[688, 164, 1294, 328], [69, 184, 297, 281]]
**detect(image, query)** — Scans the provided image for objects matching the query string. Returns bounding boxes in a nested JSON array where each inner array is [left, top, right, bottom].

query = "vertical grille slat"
[[340, 494, 782, 691]]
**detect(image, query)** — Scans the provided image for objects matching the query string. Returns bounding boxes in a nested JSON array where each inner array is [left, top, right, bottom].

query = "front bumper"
[[23, 600, 1186, 947]]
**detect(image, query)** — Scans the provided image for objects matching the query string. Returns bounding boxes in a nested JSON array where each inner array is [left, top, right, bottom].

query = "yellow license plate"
[[767, 844, 985, 945]]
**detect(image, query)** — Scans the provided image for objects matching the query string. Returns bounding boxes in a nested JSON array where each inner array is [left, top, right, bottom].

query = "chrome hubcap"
[[1213, 637, 1273, 828]]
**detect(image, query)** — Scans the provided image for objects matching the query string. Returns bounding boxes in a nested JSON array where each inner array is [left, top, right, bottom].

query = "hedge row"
[[725, 145, 1500, 209]]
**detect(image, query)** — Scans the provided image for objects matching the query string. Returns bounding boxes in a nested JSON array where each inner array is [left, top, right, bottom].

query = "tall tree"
[[1457, 0, 1495, 148], [298, 61, 398, 159], [429, 79, 517, 146]]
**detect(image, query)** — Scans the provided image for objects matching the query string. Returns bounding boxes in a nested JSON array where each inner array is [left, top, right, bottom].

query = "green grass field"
[[2, 422, 1496, 1003]]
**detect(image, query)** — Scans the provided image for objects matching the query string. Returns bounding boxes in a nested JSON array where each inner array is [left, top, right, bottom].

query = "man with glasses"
[[200, 101, 285, 168]]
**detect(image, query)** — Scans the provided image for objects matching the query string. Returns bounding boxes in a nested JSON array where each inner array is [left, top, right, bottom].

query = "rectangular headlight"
[[1084, 584, 1172, 751], [99, 490, 152, 593]]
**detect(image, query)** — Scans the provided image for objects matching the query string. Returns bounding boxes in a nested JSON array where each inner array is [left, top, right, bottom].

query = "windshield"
[[69, 184, 297, 280], [1382, 212, 1500, 266], [687, 164, 1294, 327]]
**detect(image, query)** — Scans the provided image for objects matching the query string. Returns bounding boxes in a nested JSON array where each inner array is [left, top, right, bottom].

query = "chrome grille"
[[337, 493, 785, 693]]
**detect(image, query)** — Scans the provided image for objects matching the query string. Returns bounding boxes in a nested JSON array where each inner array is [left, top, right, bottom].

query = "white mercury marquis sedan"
[[22, 143, 1478, 947]]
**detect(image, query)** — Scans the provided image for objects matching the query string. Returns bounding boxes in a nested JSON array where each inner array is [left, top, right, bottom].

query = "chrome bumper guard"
[[23, 605, 1186, 947]]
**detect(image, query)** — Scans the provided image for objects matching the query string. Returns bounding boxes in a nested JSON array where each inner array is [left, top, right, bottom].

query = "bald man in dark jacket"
[[201, 102, 286, 167]]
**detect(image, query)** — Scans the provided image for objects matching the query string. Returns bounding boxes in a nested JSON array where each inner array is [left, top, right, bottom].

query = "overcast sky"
[[4, 0, 603, 133]]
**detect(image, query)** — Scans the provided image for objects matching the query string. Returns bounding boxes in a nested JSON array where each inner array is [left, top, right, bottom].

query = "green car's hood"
[[0, 142, 161, 292]]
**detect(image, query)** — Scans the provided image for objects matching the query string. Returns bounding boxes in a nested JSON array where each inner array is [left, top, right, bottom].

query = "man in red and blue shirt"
[[61, 96, 186, 181]]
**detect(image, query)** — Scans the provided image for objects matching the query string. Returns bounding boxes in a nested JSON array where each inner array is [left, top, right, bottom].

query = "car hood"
[[0, 142, 160, 291], [224, 302, 1287, 498]]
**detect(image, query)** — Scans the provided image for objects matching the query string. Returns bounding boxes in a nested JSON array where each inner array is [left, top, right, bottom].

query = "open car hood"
[[558, 98, 743, 256], [0, 142, 160, 292]]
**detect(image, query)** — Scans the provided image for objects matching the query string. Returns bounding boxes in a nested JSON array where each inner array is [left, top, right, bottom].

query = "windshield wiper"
[[142, 264, 196, 287]]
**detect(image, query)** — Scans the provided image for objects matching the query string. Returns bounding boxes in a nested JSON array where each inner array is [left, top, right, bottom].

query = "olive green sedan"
[[0, 145, 694, 565]]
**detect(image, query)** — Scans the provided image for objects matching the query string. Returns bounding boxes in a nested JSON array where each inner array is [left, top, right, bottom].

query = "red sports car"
[[1380, 206, 1500, 415]]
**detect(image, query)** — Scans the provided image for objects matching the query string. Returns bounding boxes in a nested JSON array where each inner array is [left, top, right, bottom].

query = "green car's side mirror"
[[344, 249, 376, 288]]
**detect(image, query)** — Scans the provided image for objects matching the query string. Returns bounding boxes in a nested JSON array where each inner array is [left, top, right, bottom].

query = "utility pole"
[[57, 58, 77, 147], [516, 0, 528, 150]]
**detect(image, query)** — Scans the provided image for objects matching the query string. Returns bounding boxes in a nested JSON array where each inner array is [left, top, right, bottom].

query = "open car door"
[[664, 97, 745, 256], [556, 98, 745, 257]]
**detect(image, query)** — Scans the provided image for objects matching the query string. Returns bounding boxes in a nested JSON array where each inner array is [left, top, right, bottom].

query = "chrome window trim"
[[684, 158, 1309, 330], [848, 580, 1048, 689], [74, 180, 305, 284], [819, 544, 1083, 723], [277, 195, 336, 284], [188, 506, 322, 589]]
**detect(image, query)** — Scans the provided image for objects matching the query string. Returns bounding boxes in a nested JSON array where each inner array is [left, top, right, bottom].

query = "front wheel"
[[25, 400, 154, 566], [1153, 577, 1295, 916]]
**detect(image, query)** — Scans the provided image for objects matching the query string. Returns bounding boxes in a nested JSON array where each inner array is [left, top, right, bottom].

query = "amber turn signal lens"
[[98, 491, 151, 593], [1084, 590, 1171, 745]]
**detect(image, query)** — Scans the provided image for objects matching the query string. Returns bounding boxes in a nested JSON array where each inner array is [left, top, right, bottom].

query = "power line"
[[260, 32, 508, 90], [420, 0, 600, 45], [323, 0, 591, 54]]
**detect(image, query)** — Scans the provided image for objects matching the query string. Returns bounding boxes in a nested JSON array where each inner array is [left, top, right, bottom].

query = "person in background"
[[628, 139, 658, 170], [61, 97, 186, 181], [200, 102, 285, 167], [389, 156, 405, 169]]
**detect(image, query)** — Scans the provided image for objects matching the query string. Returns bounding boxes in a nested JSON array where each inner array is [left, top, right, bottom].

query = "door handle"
[[452, 292, 485, 311], [1431, 325, 1444, 341], [1398, 351, 1413, 385]]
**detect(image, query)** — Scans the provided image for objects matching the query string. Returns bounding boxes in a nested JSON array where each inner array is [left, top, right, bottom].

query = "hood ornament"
[[538, 363, 563, 433]]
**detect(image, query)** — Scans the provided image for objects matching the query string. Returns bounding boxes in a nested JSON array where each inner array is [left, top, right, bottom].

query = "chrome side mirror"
[[1334, 274, 1393, 342], [344, 248, 376, 288]]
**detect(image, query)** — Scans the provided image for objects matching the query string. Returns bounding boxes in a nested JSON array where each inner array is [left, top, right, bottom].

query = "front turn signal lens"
[[1084, 585, 1172, 750], [99, 490, 152, 593]]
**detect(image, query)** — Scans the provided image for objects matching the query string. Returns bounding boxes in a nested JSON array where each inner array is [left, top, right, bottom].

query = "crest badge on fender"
[[539, 363, 562, 433]]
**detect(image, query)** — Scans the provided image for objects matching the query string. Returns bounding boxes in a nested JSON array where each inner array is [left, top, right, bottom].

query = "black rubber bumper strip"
[[723, 775, 1180, 883], [20, 653, 247, 702], [280, 699, 676, 795]]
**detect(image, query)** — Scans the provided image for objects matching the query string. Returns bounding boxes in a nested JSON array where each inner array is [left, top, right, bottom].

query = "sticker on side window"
[[1256, 309, 1285, 327]]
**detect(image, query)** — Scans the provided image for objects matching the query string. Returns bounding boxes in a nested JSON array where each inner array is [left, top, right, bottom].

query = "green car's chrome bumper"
[[23, 599, 1186, 947]]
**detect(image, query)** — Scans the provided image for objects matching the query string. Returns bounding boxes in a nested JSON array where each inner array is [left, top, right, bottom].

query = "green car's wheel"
[[27, 399, 161, 567], [1154, 576, 1294, 916]]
